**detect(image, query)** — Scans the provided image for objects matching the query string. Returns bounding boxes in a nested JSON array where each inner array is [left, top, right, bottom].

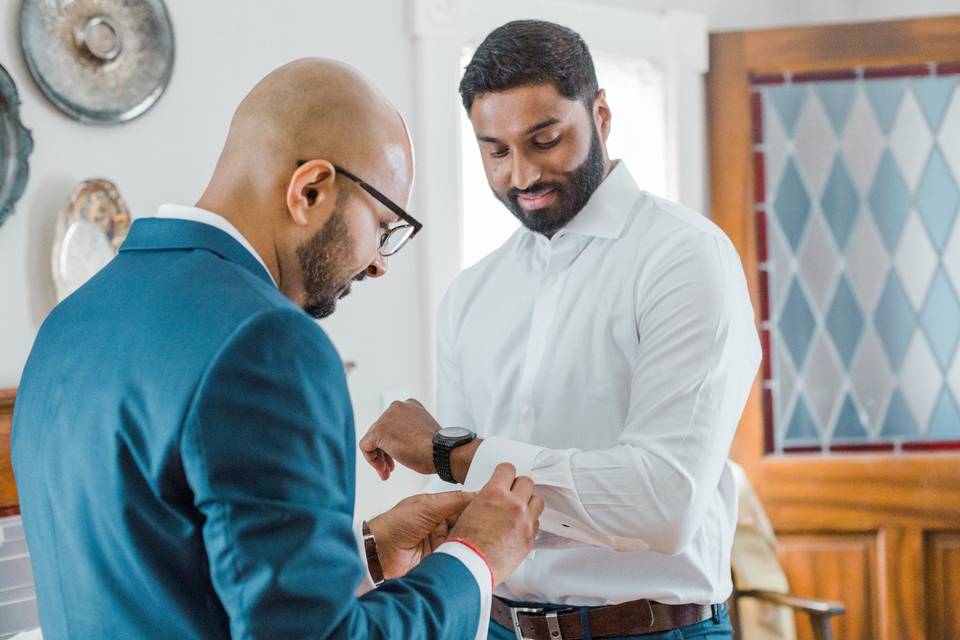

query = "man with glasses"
[[360, 20, 761, 640], [13, 58, 542, 639]]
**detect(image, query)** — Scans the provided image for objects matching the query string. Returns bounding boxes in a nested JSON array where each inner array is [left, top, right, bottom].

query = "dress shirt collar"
[[155, 204, 277, 286], [544, 160, 643, 242]]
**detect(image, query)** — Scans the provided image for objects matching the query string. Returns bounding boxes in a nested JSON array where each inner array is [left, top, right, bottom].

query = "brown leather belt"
[[491, 595, 718, 639]]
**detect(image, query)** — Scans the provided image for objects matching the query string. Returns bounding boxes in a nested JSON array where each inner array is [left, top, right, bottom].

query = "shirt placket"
[[515, 235, 578, 443]]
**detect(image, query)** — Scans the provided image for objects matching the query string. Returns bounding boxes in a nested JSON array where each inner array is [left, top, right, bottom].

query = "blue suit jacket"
[[12, 219, 480, 639]]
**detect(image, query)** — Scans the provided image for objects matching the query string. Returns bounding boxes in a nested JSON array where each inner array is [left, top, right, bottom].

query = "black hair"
[[459, 20, 598, 113]]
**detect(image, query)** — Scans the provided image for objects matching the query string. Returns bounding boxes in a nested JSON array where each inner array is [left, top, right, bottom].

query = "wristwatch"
[[432, 427, 477, 484]]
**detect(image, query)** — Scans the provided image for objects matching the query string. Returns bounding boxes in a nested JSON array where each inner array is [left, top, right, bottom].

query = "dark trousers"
[[488, 601, 733, 640]]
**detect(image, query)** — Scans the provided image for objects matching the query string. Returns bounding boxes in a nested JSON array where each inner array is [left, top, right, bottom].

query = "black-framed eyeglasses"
[[296, 160, 422, 257]]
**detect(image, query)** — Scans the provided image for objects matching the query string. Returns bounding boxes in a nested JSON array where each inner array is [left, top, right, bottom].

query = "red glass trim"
[[863, 64, 931, 79], [760, 329, 772, 380], [752, 73, 786, 85], [756, 210, 769, 263], [792, 69, 858, 83], [758, 270, 770, 324], [902, 440, 960, 451], [763, 388, 775, 454], [752, 91, 764, 145], [829, 442, 896, 453], [782, 445, 822, 454], [754, 151, 766, 204], [936, 61, 960, 76]]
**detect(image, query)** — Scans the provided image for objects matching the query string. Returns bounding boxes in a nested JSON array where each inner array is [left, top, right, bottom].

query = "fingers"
[[429, 490, 474, 519], [483, 462, 518, 492], [510, 475, 535, 499], [528, 494, 545, 519], [362, 448, 391, 481]]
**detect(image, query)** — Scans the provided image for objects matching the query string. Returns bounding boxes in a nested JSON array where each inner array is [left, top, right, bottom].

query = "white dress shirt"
[[434, 162, 761, 607], [154, 205, 492, 639]]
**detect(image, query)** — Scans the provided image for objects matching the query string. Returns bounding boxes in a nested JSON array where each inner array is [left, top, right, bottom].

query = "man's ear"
[[594, 89, 611, 142], [286, 159, 338, 227]]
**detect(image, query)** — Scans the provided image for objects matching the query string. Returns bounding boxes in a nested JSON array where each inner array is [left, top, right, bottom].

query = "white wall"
[[593, 0, 958, 31], [0, 0, 431, 518]]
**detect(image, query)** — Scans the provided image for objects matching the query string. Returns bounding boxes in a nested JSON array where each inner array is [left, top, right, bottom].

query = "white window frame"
[[408, 0, 709, 394]]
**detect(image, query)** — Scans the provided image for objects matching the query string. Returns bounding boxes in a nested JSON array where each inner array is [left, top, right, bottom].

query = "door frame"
[[708, 15, 960, 640]]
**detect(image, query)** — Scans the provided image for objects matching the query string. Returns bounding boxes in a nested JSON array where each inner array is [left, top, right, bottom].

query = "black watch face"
[[439, 427, 473, 439]]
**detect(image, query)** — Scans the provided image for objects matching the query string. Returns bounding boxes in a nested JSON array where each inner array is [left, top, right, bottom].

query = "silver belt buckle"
[[510, 606, 543, 640]]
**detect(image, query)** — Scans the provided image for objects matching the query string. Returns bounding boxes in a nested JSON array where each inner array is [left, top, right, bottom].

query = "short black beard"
[[296, 205, 358, 320], [499, 124, 605, 236]]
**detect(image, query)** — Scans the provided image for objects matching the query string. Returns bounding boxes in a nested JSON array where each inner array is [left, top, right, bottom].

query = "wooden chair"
[[729, 462, 845, 640], [731, 587, 846, 640]]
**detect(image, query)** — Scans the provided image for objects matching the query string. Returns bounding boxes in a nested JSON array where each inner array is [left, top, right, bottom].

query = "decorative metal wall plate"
[[0, 63, 33, 228], [20, 0, 175, 125], [52, 179, 131, 300]]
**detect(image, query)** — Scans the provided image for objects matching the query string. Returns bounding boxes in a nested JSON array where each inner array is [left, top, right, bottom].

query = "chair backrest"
[[729, 461, 797, 640]]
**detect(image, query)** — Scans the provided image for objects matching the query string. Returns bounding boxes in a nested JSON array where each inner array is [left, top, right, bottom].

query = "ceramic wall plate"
[[0, 63, 33, 228], [20, 0, 175, 124], [52, 179, 131, 300]]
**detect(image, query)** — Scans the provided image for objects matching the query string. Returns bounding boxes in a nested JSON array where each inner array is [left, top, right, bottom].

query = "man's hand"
[[366, 491, 473, 580], [448, 463, 544, 586], [360, 399, 447, 480]]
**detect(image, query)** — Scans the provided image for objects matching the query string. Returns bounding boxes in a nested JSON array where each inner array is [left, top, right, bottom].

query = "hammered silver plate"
[[20, 0, 175, 125], [0, 63, 33, 228]]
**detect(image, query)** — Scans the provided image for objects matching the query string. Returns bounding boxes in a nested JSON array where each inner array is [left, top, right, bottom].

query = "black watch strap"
[[433, 439, 456, 484]]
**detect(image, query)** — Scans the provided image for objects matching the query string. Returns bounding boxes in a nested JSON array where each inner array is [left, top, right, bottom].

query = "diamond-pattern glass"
[[912, 77, 955, 132], [826, 275, 865, 369], [833, 394, 869, 440], [915, 145, 960, 251], [785, 395, 820, 445], [756, 66, 960, 453], [821, 156, 860, 250], [928, 388, 960, 440], [875, 271, 916, 370], [778, 279, 817, 369], [774, 159, 812, 251], [869, 151, 912, 252], [920, 269, 960, 371]]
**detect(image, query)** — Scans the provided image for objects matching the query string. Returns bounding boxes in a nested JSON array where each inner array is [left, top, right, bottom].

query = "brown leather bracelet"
[[361, 520, 384, 586]]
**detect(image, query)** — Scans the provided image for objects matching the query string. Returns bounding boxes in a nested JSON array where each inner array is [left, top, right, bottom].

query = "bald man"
[[12, 59, 541, 639]]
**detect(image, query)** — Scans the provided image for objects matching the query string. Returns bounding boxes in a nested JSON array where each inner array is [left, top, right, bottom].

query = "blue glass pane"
[[779, 280, 817, 369], [785, 395, 820, 443], [769, 85, 809, 136], [915, 146, 960, 251], [821, 156, 860, 251], [868, 152, 911, 253], [774, 159, 812, 251], [832, 394, 869, 440], [880, 390, 918, 437], [927, 388, 960, 440], [920, 269, 960, 370], [874, 272, 915, 370], [826, 275, 865, 369], [816, 81, 857, 135], [865, 79, 906, 134], [912, 77, 956, 133]]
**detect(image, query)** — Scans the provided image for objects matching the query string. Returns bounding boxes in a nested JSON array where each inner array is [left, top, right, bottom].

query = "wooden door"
[[709, 16, 960, 640]]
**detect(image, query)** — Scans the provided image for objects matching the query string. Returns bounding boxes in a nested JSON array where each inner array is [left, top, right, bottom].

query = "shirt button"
[[521, 405, 531, 417]]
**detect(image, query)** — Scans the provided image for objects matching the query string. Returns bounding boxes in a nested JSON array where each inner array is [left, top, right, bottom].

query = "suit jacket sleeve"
[[180, 307, 481, 639]]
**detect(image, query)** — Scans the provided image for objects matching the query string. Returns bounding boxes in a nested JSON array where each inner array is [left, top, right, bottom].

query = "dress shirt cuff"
[[462, 436, 545, 492], [436, 541, 492, 640], [353, 515, 377, 596]]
